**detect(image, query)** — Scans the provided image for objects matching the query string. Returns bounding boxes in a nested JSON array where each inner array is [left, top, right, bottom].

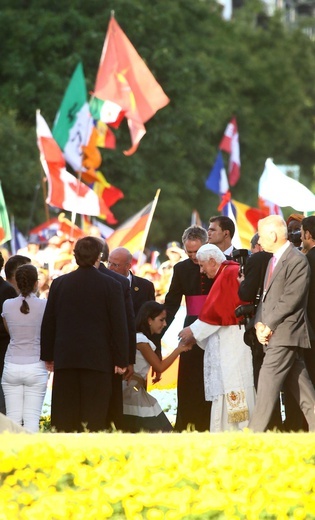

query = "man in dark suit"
[[238, 249, 273, 388], [248, 215, 315, 432], [164, 225, 212, 431], [301, 216, 315, 386], [108, 247, 155, 317], [40, 237, 129, 433], [97, 240, 136, 429]]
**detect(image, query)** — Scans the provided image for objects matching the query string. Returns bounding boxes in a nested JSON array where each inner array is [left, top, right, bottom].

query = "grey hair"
[[196, 244, 226, 264]]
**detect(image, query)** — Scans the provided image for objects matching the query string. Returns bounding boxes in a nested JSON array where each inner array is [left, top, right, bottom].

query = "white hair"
[[196, 244, 226, 264]]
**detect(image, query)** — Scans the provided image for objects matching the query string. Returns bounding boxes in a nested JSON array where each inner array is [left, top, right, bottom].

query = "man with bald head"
[[108, 247, 155, 318], [249, 215, 315, 432]]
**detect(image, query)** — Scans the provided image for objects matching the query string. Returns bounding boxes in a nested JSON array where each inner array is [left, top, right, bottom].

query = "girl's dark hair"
[[135, 301, 165, 338], [15, 264, 38, 314]]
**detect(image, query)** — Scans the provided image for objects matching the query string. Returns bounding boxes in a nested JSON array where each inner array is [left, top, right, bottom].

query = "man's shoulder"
[[132, 274, 154, 288], [173, 258, 195, 273], [306, 247, 315, 264], [246, 251, 272, 267], [0, 277, 17, 298], [286, 244, 308, 264], [99, 264, 129, 287]]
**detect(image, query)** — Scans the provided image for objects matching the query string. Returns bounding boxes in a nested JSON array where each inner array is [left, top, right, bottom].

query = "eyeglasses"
[[107, 261, 124, 268]]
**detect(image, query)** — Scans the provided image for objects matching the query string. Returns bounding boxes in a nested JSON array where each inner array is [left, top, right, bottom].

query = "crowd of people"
[[1, 211, 315, 434]]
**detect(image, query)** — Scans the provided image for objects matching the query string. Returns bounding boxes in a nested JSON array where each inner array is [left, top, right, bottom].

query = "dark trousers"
[[174, 344, 211, 432], [106, 373, 124, 430], [51, 368, 112, 433]]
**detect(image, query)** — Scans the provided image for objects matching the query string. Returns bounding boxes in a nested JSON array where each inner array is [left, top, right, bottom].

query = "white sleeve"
[[190, 319, 221, 350]]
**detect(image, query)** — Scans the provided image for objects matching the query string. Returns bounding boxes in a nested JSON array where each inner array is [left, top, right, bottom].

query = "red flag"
[[92, 171, 124, 209], [94, 120, 116, 149], [36, 111, 116, 222], [219, 117, 240, 186], [92, 16, 170, 155]]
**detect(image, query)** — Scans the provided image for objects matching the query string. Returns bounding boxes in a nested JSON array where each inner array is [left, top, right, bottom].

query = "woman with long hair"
[[1, 264, 48, 432], [123, 301, 191, 432]]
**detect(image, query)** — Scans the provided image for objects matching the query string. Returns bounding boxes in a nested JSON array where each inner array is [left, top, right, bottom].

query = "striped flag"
[[0, 183, 11, 245], [107, 193, 159, 254], [36, 111, 115, 220], [219, 117, 240, 186]]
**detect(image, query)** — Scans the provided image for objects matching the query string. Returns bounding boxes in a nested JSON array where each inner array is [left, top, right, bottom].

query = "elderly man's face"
[[108, 251, 131, 276], [198, 258, 218, 279]]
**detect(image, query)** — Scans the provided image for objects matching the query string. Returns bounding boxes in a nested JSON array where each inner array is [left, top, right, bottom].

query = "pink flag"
[[219, 117, 240, 186], [36, 111, 116, 221]]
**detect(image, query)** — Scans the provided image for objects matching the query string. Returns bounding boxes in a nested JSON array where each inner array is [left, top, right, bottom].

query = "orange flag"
[[92, 16, 170, 155]]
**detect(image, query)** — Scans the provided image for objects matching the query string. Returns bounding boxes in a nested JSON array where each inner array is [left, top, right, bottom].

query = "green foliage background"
[[0, 0, 314, 249]]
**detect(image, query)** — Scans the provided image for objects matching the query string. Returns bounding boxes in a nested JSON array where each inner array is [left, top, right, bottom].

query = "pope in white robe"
[[179, 244, 256, 432]]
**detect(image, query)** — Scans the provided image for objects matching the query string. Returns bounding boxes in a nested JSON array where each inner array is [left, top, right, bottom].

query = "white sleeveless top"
[[135, 332, 156, 379]]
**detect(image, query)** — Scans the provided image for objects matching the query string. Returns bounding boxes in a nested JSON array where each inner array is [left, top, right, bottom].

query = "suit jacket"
[[40, 266, 129, 371], [306, 247, 315, 337], [99, 263, 136, 364], [255, 243, 311, 349], [164, 258, 213, 327], [130, 272, 155, 319], [238, 251, 273, 303]]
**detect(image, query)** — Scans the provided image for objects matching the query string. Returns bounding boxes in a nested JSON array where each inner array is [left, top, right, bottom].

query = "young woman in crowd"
[[123, 301, 191, 432], [1, 264, 48, 432]]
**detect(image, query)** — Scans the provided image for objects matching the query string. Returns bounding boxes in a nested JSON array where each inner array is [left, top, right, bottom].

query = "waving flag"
[[0, 183, 11, 245], [52, 63, 93, 172], [231, 199, 269, 248], [205, 151, 229, 195], [259, 158, 315, 212], [219, 117, 240, 186], [107, 191, 160, 254], [36, 111, 116, 220], [91, 16, 170, 155], [92, 171, 124, 208], [53, 62, 115, 176]]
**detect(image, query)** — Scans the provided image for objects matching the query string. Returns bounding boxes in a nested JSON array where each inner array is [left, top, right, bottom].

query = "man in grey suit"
[[249, 215, 315, 432]]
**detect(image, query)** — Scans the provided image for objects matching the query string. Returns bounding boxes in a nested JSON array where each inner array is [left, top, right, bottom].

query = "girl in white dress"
[[123, 301, 191, 432]]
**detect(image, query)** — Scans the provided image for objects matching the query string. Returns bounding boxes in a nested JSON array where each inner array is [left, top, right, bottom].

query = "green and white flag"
[[0, 183, 12, 245], [53, 62, 92, 172]]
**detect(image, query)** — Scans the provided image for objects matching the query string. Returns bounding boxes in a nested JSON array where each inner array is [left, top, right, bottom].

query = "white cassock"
[[190, 320, 256, 432]]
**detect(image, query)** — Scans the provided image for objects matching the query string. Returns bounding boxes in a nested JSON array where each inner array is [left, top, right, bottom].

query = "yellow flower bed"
[[1, 431, 315, 519]]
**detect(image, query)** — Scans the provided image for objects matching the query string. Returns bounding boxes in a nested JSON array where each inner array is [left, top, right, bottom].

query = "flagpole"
[[136, 188, 161, 272]]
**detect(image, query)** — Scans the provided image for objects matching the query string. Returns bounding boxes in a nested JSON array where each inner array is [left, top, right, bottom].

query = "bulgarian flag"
[[90, 16, 170, 155], [36, 110, 116, 221]]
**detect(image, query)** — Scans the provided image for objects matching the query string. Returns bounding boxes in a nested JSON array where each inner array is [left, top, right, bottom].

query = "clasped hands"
[[255, 322, 273, 345], [178, 326, 195, 348]]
